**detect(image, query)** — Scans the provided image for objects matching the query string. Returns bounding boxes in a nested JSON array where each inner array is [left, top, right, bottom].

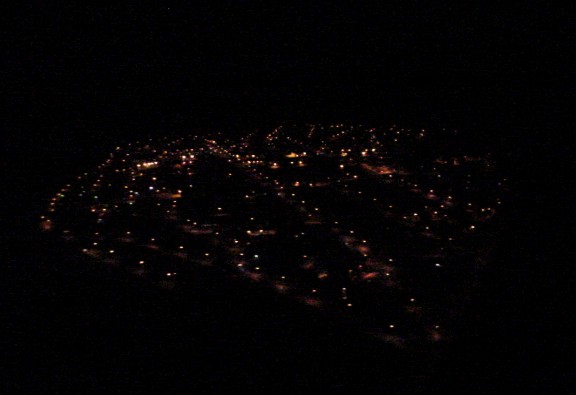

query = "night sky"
[[9, 3, 570, 137], [3, 2, 574, 393]]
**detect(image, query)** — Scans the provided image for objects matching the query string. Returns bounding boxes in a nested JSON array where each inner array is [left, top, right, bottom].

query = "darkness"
[[3, 1, 575, 393]]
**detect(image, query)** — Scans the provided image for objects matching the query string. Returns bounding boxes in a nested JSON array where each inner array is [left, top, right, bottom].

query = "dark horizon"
[[9, 3, 571, 137]]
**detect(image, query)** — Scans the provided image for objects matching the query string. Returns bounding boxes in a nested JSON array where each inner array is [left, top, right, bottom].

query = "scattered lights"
[[42, 125, 503, 346]]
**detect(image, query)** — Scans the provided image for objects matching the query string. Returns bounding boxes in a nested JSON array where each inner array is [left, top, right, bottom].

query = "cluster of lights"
[[41, 125, 506, 347]]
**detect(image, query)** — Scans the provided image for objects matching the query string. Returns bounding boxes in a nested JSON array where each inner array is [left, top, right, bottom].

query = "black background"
[[3, 1, 575, 393]]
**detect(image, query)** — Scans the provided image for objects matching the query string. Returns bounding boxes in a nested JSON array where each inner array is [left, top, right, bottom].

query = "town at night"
[[41, 124, 508, 349], [3, 2, 572, 394]]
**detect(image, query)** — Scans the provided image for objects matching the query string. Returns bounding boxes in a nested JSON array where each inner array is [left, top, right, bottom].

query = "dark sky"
[[8, 2, 571, 140]]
